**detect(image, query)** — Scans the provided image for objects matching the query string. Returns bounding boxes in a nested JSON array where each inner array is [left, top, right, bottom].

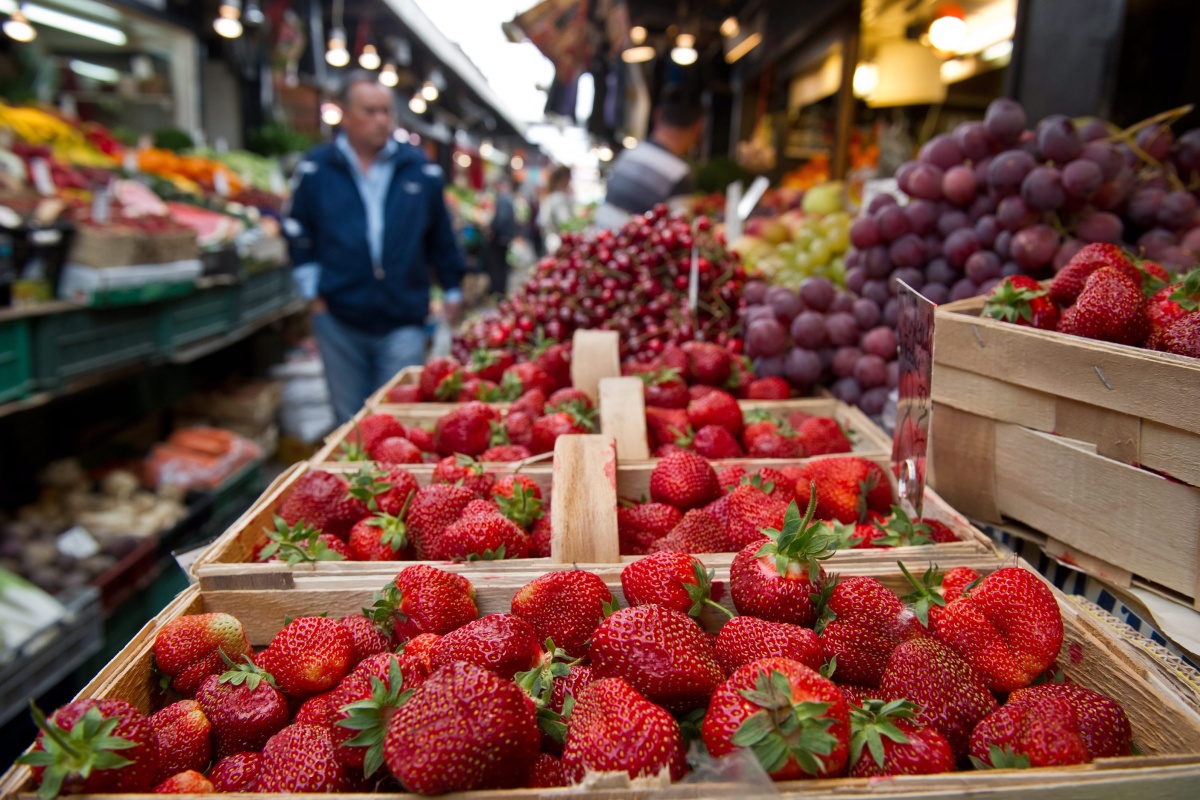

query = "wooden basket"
[[6, 557, 1200, 799], [929, 295, 1200, 607]]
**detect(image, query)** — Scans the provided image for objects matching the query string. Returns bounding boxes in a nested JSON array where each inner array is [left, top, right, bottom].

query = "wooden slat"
[[550, 434, 620, 564], [931, 363, 1058, 431], [1043, 536, 1134, 589], [569, 329, 621, 404], [928, 403, 1002, 523], [598, 377, 650, 460], [1141, 420, 1200, 488], [1054, 397, 1141, 466]]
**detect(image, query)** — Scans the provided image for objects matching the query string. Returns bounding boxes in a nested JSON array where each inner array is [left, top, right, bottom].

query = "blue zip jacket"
[[284, 140, 466, 334]]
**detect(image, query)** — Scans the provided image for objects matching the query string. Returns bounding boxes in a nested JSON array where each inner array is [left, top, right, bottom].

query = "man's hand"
[[444, 299, 463, 326], [309, 296, 328, 315]]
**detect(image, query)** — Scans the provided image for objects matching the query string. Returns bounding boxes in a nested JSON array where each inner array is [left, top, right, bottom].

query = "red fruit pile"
[[454, 205, 753, 361], [26, 560, 1132, 794], [385, 340, 572, 404]]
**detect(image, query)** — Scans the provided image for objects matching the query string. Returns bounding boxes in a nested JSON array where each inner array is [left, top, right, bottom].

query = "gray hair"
[[340, 70, 392, 108]]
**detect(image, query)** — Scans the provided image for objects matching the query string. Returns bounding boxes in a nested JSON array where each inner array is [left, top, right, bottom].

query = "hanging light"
[[379, 63, 399, 87], [409, 93, 427, 114], [630, 25, 646, 45], [480, 141, 494, 158], [242, 2, 265, 26], [597, 145, 614, 162], [320, 103, 343, 126], [326, 26, 350, 66], [852, 62, 879, 97], [928, 4, 967, 52], [720, 17, 739, 38], [421, 81, 439, 102], [622, 135, 638, 149], [621, 45, 656, 63], [359, 43, 381, 70], [3, 5, 36, 42], [213, 1, 242, 38], [671, 33, 697, 66], [454, 152, 472, 168]]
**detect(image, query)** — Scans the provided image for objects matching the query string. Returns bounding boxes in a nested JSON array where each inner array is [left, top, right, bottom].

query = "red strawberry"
[[278, 470, 367, 539], [501, 410, 535, 448], [650, 508, 731, 553], [702, 657, 850, 779], [346, 413, 406, 454], [469, 347, 516, 383], [693, 424, 744, 459], [260, 616, 354, 699], [793, 457, 894, 523], [386, 384, 422, 403], [726, 483, 788, 549], [878, 638, 998, 758], [339, 613, 395, 665], [561, 677, 687, 783], [645, 406, 691, 449], [350, 464, 418, 518], [419, 356, 464, 400], [195, 660, 289, 759], [511, 362, 559, 397], [256, 723, 349, 792], [529, 752, 567, 787], [404, 483, 476, 559], [746, 376, 791, 399], [509, 388, 547, 420], [530, 515, 553, 557], [22, 699, 160, 797], [149, 700, 210, 780], [871, 506, 940, 547], [439, 508, 531, 560], [969, 695, 1091, 768], [434, 401, 501, 457], [619, 551, 727, 618], [688, 389, 744, 437], [747, 431, 802, 459], [372, 436, 422, 464], [384, 661, 539, 792], [1048, 243, 1136, 307], [983, 275, 1061, 330], [427, 613, 541, 679], [717, 464, 747, 490], [898, 563, 981, 633], [753, 467, 796, 503], [492, 474, 543, 501], [432, 454, 496, 497], [547, 387, 593, 411], [348, 508, 414, 562], [642, 368, 691, 409], [533, 339, 572, 390], [153, 770, 213, 793], [649, 450, 721, 510], [683, 341, 733, 386], [531, 405, 596, 454], [366, 565, 478, 643], [714, 617, 822, 675], [1058, 266, 1149, 345], [327, 656, 414, 775], [405, 426, 434, 453], [618, 501, 683, 554], [294, 692, 334, 726], [460, 377, 500, 401], [998, 682, 1132, 760], [206, 752, 262, 792], [511, 570, 612, 658], [258, 517, 351, 563], [817, 576, 926, 687], [1146, 269, 1200, 348], [848, 699, 956, 777], [794, 416, 853, 456], [153, 612, 252, 696], [482, 444, 532, 461], [1162, 313, 1200, 358], [590, 604, 723, 713], [729, 495, 837, 627]]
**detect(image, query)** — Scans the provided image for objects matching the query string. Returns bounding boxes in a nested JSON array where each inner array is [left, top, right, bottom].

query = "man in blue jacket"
[[285, 71, 466, 423]]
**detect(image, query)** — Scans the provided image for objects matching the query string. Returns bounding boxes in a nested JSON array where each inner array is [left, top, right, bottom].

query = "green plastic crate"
[[0, 318, 32, 403], [31, 306, 163, 390], [161, 285, 238, 353], [238, 268, 296, 325]]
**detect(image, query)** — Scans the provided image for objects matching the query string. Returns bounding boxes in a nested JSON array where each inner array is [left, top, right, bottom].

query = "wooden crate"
[[930, 295, 1200, 607], [7, 557, 1200, 799]]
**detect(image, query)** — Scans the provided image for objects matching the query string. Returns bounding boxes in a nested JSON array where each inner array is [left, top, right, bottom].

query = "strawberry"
[[642, 368, 691, 409], [492, 475, 544, 529], [817, 576, 926, 687], [693, 424, 745, 459], [510, 361, 559, 397], [726, 483, 788, 549], [1146, 269, 1200, 348], [649, 508, 731, 553], [935, 566, 1063, 692], [969, 695, 1091, 768], [148, 701, 210, 780], [371, 436, 422, 464], [368, 565, 478, 642], [384, 661, 539, 792], [294, 692, 334, 726], [397, 633, 441, 675], [878, 638, 998, 758], [21, 699, 160, 798], [746, 376, 792, 399], [1048, 243, 1136, 307], [547, 387, 593, 410], [898, 563, 980, 633], [983, 275, 1061, 330], [511, 570, 611, 658], [500, 411, 535, 448], [619, 551, 727, 618], [405, 425, 435, 453], [509, 388, 548, 420], [256, 723, 349, 792], [754, 467, 796, 503], [794, 416, 853, 456], [528, 753, 567, 787], [533, 340, 572, 390], [590, 603, 724, 713], [482, 443, 533, 461], [339, 613, 395, 665], [439, 507, 531, 560], [683, 340, 733, 386], [618, 502, 683, 554], [871, 506, 940, 547], [729, 495, 838, 627], [1058, 266, 1150, 345], [645, 406, 691, 449], [386, 384, 422, 403], [432, 454, 496, 497], [714, 617, 823, 675], [434, 401, 500, 457], [1162, 313, 1200, 358], [419, 356, 465, 400], [848, 699, 956, 777], [561, 677, 687, 783], [741, 409, 790, 446], [259, 616, 353, 699], [153, 612, 252, 696], [328, 656, 415, 775], [278, 470, 367, 539], [427, 613, 541, 679], [717, 465, 747, 490], [649, 450, 721, 510], [469, 347, 516, 383], [999, 682, 1132, 759], [194, 660, 289, 759], [258, 517, 351, 563], [404, 483, 476, 559], [660, 342, 689, 374], [152, 770, 213, 793], [747, 431, 803, 459], [687, 388, 744, 437], [347, 506, 414, 562], [206, 752, 262, 792], [346, 413, 406, 454], [531, 405, 596, 454], [793, 457, 894, 524], [530, 515, 553, 557], [702, 657, 850, 779]]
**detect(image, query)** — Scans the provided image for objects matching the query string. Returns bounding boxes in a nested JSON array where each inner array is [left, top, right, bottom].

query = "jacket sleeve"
[[283, 158, 320, 268], [425, 171, 467, 293]]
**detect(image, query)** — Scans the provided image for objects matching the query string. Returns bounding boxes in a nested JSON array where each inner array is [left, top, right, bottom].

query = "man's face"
[[342, 81, 395, 152]]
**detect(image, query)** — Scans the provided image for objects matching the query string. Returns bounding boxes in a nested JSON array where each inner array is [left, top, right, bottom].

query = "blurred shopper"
[[285, 71, 466, 423], [487, 177, 517, 299], [595, 85, 704, 229], [538, 165, 574, 253]]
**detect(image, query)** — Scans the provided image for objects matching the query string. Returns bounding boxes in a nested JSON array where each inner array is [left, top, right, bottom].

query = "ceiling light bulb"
[[675, 33, 695, 48], [630, 25, 646, 45], [4, 8, 35, 42], [623, 135, 637, 149], [326, 27, 349, 67], [213, 17, 242, 39], [928, 15, 967, 52], [421, 81, 439, 102], [621, 45, 656, 63], [597, 145, 614, 162], [852, 62, 879, 98], [720, 17, 739, 38], [359, 44, 381, 70], [671, 46, 697, 65], [320, 103, 343, 126], [409, 94, 427, 114], [242, 2, 264, 26], [379, 63, 399, 87]]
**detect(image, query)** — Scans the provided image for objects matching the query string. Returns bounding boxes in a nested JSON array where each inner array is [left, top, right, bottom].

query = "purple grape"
[[852, 298, 881, 329], [883, 298, 900, 327], [950, 277, 980, 301], [925, 257, 958, 284], [1174, 129, 1200, 175], [895, 162, 918, 196], [1076, 211, 1124, 243], [922, 282, 951, 304], [1002, 261, 1023, 277], [818, 347, 834, 370], [1017, 129, 1040, 156], [988, 150, 1038, 196], [907, 163, 946, 201], [889, 233, 927, 268], [1137, 124, 1173, 161], [1082, 141, 1122, 181], [850, 216, 881, 249], [831, 346, 862, 378], [1117, 143, 1138, 169], [860, 387, 889, 417], [1061, 159, 1103, 199], [1021, 166, 1066, 211], [753, 355, 786, 378], [854, 354, 889, 390], [1053, 239, 1085, 271], [845, 248, 862, 270], [942, 165, 977, 206], [968, 194, 996, 221], [1127, 188, 1166, 228], [746, 317, 787, 357], [867, 193, 897, 214], [954, 120, 994, 161], [974, 215, 999, 248], [784, 348, 822, 386], [920, 133, 965, 170], [923, 235, 943, 259], [1158, 190, 1198, 229], [767, 286, 803, 324], [965, 250, 1002, 283], [994, 230, 1013, 259], [974, 156, 993, 187], [861, 327, 898, 360], [1159, 246, 1194, 271], [1080, 119, 1110, 142], [944, 228, 982, 268], [845, 265, 869, 295], [984, 98, 1027, 146], [862, 279, 890, 307], [1036, 115, 1083, 163], [937, 210, 971, 238], [996, 195, 1038, 231], [1011, 224, 1059, 270], [790, 310, 828, 349], [864, 245, 892, 278], [799, 276, 836, 311], [744, 305, 776, 325], [1093, 172, 1134, 211], [906, 199, 939, 235], [831, 291, 856, 313], [979, 277, 1003, 294], [1182, 226, 1200, 254], [827, 312, 861, 347], [876, 206, 912, 242], [830, 376, 863, 406], [887, 360, 900, 389], [741, 280, 769, 306], [1138, 228, 1177, 260], [889, 267, 926, 294]]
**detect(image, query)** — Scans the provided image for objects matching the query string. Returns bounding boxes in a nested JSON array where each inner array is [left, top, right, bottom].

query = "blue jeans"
[[311, 312, 427, 424]]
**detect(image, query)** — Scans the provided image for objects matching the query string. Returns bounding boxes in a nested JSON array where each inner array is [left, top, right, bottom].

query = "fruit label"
[[891, 282, 935, 518]]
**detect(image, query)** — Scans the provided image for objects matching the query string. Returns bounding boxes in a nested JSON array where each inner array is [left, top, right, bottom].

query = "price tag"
[[57, 526, 101, 560], [30, 159, 55, 196], [213, 169, 231, 197]]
